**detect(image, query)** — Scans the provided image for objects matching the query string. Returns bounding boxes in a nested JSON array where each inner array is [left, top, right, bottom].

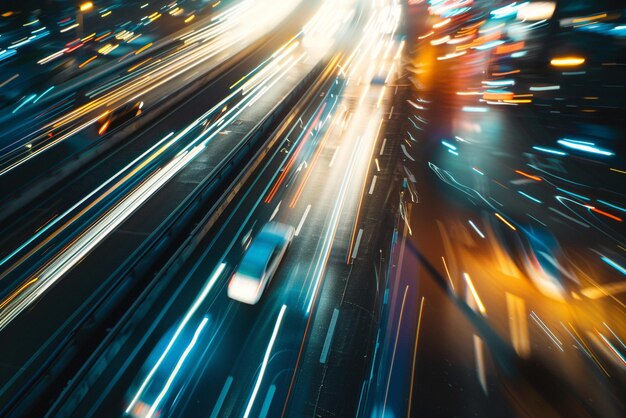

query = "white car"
[[228, 222, 294, 304]]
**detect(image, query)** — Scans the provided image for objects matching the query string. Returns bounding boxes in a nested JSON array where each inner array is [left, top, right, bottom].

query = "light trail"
[[243, 305, 287, 418], [0, 25, 313, 331], [0, 0, 302, 177], [126, 263, 226, 413]]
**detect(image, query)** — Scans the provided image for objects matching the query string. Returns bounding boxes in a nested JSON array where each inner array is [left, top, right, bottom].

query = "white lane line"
[[269, 200, 281, 222], [329, 147, 339, 167], [243, 304, 287, 418], [295, 204, 311, 236], [473, 334, 488, 396], [401, 144, 415, 161], [210, 376, 234, 418], [320, 308, 340, 364], [510, 179, 535, 186], [368, 175, 377, 195], [506, 292, 530, 358], [259, 385, 276, 418], [382, 285, 409, 416], [379, 137, 387, 155], [351, 229, 364, 259]]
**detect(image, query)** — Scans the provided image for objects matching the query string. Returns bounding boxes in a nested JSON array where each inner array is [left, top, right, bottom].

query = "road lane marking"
[[441, 256, 455, 292], [329, 147, 339, 167], [243, 304, 287, 418], [407, 296, 425, 416], [473, 334, 488, 396], [506, 292, 530, 358], [368, 175, 377, 195], [259, 385, 276, 418], [320, 308, 340, 364], [269, 200, 281, 221], [401, 143, 415, 161], [210, 376, 234, 418], [436, 221, 458, 289], [379, 137, 387, 155], [494, 212, 516, 231], [382, 285, 409, 417], [464, 272, 486, 316], [294, 204, 311, 236], [351, 229, 364, 260], [468, 220, 485, 239]]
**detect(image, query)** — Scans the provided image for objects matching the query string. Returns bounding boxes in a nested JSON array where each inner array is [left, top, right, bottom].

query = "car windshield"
[[238, 239, 275, 278]]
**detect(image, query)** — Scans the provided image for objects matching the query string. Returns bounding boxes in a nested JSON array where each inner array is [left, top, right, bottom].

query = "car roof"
[[238, 239, 276, 278], [257, 223, 290, 243]]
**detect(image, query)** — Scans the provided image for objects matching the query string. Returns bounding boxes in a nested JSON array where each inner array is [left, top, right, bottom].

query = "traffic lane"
[[400, 152, 625, 417], [0, 0, 230, 130], [407, 252, 516, 417], [0, 0, 306, 190], [0, 20, 325, 409], [0, 0, 316, 284], [405, 98, 626, 331], [175, 84, 395, 418], [133, 72, 376, 417], [409, 55, 625, 294], [427, 106, 624, 247], [0, 0, 201, 85], [167, 82, 353, 418], [0, 39, 268, 296], [62, 58, 339, 417], [362, 195, 513, 417], [418, 104, 626, 317]]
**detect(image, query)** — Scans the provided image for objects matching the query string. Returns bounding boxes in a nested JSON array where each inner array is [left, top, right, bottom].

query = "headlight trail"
[[0, 0, 302, 177], [0, 0, 356, 334]]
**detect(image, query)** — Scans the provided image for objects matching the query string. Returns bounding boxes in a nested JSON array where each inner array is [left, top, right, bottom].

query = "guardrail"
[[1, 52, 337, 417]]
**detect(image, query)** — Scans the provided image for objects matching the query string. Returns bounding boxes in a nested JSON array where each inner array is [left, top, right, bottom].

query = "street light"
[[77, 2, 94, 38]]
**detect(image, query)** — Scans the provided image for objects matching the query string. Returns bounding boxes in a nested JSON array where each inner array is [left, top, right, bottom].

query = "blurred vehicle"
[[228, 221, 294, 304], [124, 315, 210, 418], [98, 101, 143, 135], [500, 223, 578, 300]]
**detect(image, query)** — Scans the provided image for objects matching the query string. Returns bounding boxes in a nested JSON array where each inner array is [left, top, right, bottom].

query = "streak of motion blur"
[[0, 0, 625, 417]]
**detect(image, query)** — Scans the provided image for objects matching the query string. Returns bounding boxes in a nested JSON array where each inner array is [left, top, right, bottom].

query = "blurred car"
[[124, 315, 210, 418], [98, 101, 143, 135], [497, 223, 578, 300], [228, 221, 294, 304]]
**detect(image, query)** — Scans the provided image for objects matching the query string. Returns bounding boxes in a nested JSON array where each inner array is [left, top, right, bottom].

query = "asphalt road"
[[361, 3, 626, 418], [0, 0, 325, 410], [1, 1, 624, 417], [40, 3, 405, 417]]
